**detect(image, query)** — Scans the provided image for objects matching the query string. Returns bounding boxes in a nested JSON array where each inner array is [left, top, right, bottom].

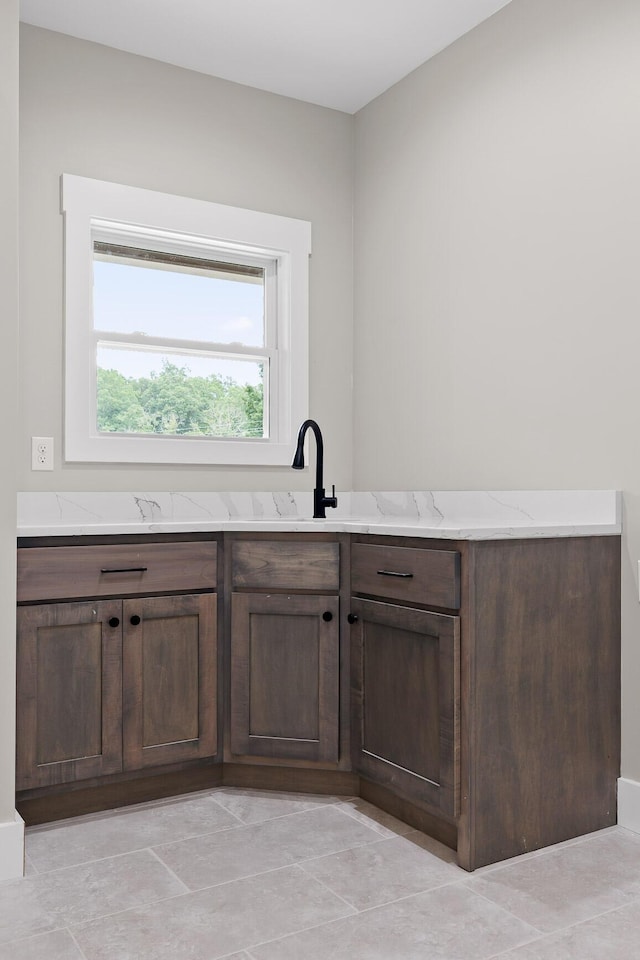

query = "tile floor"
[[2, 787, 640, 959]]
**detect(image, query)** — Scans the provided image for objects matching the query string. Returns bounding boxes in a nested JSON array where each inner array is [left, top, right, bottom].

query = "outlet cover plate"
[[31, 436, 54, 471]]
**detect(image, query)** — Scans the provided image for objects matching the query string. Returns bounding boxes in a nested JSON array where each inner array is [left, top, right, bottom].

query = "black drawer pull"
[[347, 613, 358, 624], [322, 611, 333, 622], [100, 567, 148, 574], [130, 615, 141, 626], [377, 569, 414, 578], [108, 617, 120, 628]]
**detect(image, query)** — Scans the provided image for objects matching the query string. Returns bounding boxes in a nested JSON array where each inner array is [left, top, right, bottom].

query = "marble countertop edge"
[[16, 519, 622, 541], [16, 490, 621, 540]]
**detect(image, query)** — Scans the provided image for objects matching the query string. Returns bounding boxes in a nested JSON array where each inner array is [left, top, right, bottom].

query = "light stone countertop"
[[17, 490, 621, 540]]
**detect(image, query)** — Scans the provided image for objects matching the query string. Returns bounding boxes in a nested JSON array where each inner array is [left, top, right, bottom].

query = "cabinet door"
[[351, 598, 460, 818], [122, 594, 217, 770], [16, 601, 123, 789], [230, 593, 339, 763]]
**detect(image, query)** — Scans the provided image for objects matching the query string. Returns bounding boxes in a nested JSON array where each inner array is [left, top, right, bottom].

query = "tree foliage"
[[96, 361, 264, 438]]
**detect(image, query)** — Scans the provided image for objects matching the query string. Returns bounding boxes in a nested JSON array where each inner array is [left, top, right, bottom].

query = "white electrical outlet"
[[31, 436, 54, 471]]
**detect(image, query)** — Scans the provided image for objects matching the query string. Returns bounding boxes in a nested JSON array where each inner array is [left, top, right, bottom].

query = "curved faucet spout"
[[291, 419, 337, 519]]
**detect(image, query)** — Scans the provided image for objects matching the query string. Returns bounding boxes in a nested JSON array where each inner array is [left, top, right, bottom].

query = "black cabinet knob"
[[347, 613, 359, 624], [108, 617, 120, 628], [130, 615, 141, 626], [322, 611, 333, 622]]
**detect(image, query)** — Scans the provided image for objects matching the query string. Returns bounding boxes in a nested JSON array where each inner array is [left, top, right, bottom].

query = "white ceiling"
[[19, 0, 513, 114]]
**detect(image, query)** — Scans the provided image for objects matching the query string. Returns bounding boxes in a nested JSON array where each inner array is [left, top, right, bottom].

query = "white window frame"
[[62, 174, 311, 465]]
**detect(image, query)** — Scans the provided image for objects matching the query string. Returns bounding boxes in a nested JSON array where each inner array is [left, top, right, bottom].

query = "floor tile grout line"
[[66, 924, 91, 960], [21, 842, 206, 879], [209, 798, 356, 831], [483, 931, 560, 960], [206, 789, 346, 827], [335, 803, 414, 838], [48, 859, 358, 932], [294, 861, 360, 912], [293, 831, 465, 876], [455, 882, 548, 935], [307, 871, 479, 917], [145, 805, 391, 873], [483, 891, 640, 957], [146, 846, 192, 895], [144, 855, 368, 899], [22, 854, 40, 876], [233, 889, 372, 957], [0, 922, 71, 951], [23, 813, 416, 902], [25, 818, 264, 874], [457, 876, 640, 943], [207, 796, 254, 827]]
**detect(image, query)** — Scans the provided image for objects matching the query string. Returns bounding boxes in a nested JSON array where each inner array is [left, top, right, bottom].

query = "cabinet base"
[[359, 777, 457, 851], [16, 763, 361, 827], [17, 762, 223, 826]]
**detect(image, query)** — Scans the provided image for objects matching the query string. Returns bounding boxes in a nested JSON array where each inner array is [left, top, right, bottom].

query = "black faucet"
[[292, 419, 338, 519]]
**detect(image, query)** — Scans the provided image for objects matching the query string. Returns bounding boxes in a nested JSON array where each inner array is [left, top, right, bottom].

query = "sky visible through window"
[[93, 259, 265, 385]]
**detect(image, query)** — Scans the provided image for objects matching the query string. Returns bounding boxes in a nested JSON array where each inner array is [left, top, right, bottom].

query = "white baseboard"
[[618, 777, 640, 834], [0, 811, 24, 881]]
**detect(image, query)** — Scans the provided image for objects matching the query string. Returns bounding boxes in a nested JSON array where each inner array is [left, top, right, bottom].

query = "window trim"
[[62, 174, 311, 465]]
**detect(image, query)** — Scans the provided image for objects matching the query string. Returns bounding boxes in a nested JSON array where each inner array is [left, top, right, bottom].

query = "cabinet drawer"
[[351, 543, 460, 609], [17, 541, 217, 602], [232, 540, 339, 591]]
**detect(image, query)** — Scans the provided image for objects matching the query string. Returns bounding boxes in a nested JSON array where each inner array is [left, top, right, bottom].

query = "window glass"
[[93, 245, 265, 347]]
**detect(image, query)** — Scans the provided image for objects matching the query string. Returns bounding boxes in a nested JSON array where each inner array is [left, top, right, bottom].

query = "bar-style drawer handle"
[[377, 569, 414, 578], [100, 566, 148, 574]]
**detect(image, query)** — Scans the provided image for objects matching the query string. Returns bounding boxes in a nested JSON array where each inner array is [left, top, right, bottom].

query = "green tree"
[[96, 360, 264, 438], [96, 368, 153, 433]]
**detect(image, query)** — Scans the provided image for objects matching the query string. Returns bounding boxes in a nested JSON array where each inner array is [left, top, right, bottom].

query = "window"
[[62, 175, 311, 464]]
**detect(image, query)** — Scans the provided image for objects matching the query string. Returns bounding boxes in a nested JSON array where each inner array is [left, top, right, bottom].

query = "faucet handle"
[[325, 484, 338, 510]]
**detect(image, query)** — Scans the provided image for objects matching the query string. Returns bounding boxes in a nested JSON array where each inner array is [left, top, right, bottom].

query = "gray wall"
[[19, 25, 354, 493], [0, 0, 19, 825], [353, 0, 640, 778]]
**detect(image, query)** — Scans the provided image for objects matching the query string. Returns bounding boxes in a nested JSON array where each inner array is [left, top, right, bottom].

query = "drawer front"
[[17, 541, 217, 602], [232, 540, 339, 591], [351, 543, 460, 608]]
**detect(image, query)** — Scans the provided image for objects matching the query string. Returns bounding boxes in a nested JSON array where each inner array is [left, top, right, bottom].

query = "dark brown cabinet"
[[229, 538, 341, 766], [16, 540, 218, 792], [16, 600, 123, 789], [230, 592, 339, 763], [351, 597, 460, 818], [122, 593, 217, 770], [350, 534, 621, 871], [16, 529, 621, 873]]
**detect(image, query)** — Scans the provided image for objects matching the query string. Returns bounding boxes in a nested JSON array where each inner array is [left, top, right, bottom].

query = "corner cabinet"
[[16, 539, 218, 792], [350, 543, 461, 819], [351, 598, 460, 818], [349, 534, 621, 871], [228, 538, 341, 766]]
